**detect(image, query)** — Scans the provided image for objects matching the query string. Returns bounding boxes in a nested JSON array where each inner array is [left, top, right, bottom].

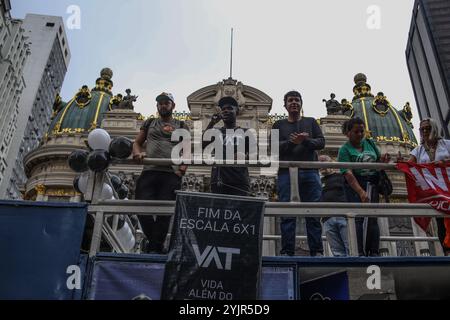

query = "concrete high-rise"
[[0, 0, 28, 190], [406, 0, 450, 138], [0, 13, 70, 199]]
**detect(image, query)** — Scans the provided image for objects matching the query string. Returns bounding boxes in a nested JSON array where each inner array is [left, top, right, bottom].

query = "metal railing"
[[88, 200, 445, 257], [85, 158, 447, 258], [117, 158, 398, 170]]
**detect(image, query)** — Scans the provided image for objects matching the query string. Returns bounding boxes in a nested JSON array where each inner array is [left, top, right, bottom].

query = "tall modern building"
[[406, 0, 450, 138], [0, 0, 28, 189], [0, 14, 70, 199]]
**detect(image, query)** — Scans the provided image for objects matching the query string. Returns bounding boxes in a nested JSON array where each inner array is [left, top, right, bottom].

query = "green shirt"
[[338, 139, 380, 176]]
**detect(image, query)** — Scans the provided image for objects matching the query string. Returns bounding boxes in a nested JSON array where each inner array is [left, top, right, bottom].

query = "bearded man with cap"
[[132, 92, 189, 254], [204, 96, 252, 196], [273, 90, 325, 257]]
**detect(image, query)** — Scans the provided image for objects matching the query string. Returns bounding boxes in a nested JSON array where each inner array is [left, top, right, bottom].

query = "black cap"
[[218, 96, 238, 108]]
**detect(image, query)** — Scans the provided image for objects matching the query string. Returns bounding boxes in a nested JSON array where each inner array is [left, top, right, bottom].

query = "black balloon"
[[68, 149, 89, 172], [117, 215, 125, 229], [106, 216, 125, 229], [109, 137, 133, 159], [87, 150, 111, 172], [117, 184, 129, 200], [73, 176, 81, 193], [110, 175, 122, 190]]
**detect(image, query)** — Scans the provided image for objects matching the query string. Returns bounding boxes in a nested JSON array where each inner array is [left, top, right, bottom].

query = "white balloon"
[[78, 173, 89, 194], [88, 129, 111, 150], [101, 183, 113, 199], [116, 221, 136, 252]]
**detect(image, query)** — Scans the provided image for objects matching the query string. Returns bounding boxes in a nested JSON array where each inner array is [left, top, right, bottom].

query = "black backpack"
[[367, 139, 393, 197]]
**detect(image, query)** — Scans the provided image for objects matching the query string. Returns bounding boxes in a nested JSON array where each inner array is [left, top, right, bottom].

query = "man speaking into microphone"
[[203, 96, 252, 196]]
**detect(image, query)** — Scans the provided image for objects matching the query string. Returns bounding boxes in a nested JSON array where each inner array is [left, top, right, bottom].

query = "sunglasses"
[[419, 126, 431, 132]]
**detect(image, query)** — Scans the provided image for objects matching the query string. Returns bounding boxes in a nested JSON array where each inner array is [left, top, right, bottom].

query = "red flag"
[[396, 162, 450, 232]]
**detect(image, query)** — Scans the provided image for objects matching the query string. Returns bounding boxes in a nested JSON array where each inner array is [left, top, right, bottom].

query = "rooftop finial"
[[354, 73, 367, 85], [352, 73, 373, 100], [100, 68, 113, 80], [93, 68, 114, 94]]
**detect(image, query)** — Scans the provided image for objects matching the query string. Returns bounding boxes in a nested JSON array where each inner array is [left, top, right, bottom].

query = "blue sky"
[[11, 0, 420, 133]]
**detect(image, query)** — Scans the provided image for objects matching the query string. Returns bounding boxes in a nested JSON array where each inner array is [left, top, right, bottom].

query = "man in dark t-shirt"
[[203, 96, 252, 196], [132, 92, 189, 254], [273, 90, 325, 256]]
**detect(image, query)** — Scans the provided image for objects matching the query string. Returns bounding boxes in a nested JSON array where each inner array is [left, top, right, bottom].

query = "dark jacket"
[[272, 117, 325, 173], [321, 172, 347, 222]]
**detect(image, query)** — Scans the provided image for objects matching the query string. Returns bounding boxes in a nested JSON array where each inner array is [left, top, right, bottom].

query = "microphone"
[[212, 113, 222, 122]]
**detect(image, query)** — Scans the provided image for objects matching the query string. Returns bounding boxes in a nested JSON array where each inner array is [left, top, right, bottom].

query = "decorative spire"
[[352, 73, 374, 101], [92, 68, 114, 94]]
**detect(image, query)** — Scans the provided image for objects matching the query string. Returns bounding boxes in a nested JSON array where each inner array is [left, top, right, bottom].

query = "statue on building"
[[323, 93, 342, 115], [402, 102, 414, 127], [116, 89, 138, 110], [52, 93, 63, 119]]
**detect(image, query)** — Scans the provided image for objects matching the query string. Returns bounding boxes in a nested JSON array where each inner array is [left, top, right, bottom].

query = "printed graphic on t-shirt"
[[355, 151, 376, 176], [162, 124, 176, 133]]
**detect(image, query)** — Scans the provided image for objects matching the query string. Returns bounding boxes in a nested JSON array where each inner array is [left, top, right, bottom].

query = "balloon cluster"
[[109, 174, 129, 200], [69, 129, 133, 199]]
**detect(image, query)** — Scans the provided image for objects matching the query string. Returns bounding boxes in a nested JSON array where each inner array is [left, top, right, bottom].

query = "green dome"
[[48, 68, 114, 135], [346, 74, 418, 147]]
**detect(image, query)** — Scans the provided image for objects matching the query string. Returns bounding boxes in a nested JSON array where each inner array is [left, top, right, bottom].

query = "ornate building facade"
[[24, 69, 434, 256]]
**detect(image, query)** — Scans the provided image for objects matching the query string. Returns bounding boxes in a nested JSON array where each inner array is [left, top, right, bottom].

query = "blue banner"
[[88, 260, 165, 300], [0, 201, 87, 300], [87, 258, 296, 300], [85, 255, 450, 300]]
